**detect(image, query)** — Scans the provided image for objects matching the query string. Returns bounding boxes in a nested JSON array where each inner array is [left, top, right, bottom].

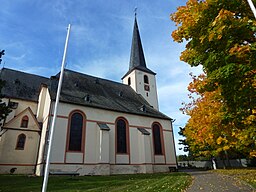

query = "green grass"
[[0, 172, 191, 192], [215, 168, 256, 189]]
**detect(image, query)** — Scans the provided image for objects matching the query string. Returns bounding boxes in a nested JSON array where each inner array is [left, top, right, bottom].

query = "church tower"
[[122, 16, 159, 110]]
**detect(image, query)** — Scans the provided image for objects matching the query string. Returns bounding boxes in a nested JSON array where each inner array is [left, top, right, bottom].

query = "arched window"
[[20, 116, 29, 128], [68, 112, 84, 151], [128, 77, 131, 86], [144, 75, 149, 84], [116, 118, 128, 154], [152, 123, 163, 155], [16, 134, 26, 150]]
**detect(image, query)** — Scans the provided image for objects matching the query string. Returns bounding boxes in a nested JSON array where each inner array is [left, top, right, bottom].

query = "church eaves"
[[122, 17, 156, 79]]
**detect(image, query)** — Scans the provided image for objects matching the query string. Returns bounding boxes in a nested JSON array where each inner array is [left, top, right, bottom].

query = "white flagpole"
[[42, 24, 71, 192], [247, 0, 256, 19]]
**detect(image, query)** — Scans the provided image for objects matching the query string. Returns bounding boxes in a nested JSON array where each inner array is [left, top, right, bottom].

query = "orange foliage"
[[181, 74, 237, 157], [172, 0, 256, 158]]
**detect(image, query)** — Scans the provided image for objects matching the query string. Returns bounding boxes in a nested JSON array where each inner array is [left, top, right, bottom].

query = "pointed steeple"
[[122, 15, 159, 109], [129, 16, 147, 70], [122, 16, 156, 79]]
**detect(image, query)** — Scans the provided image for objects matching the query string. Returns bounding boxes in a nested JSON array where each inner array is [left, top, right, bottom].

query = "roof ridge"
[[63, 68, 130, 87], [1, 67, 49, 79]]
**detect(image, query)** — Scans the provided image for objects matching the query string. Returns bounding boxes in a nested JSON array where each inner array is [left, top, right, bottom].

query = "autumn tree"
[[180, 74, 247, 159], [171, 0, 256, 157]]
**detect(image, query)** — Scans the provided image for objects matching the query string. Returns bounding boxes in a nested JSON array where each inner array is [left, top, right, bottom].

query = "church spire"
[[129, 16, 147, 70], [122, 16, 155, 79], [122, 15, 159, 110]]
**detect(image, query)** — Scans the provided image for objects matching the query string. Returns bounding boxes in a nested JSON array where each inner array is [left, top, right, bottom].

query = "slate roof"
[[52, 69, 171, 120], [0, 68, 49, 102], [0, 68, 171, 120], [122, 17, 156, 79]]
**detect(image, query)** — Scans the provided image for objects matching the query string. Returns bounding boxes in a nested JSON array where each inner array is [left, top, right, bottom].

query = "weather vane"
[[134, 7, 138, 17]]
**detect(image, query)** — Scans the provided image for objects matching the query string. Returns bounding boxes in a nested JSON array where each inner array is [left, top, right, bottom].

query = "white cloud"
[[158, 82, 189, 100], [7, 54, 26, 61], [72, 54, 129, 81]]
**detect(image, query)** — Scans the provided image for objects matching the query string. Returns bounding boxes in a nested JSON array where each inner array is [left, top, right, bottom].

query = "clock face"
[[144, 84, 150, 91]]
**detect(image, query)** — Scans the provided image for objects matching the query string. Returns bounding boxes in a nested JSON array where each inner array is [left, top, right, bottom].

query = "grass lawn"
[[215, 168, 256, 189], [0, 172, 191, 192]]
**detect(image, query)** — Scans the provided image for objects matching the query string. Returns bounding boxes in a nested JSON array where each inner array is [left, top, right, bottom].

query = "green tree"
[[171, 0, 256, 157], [0, 50, 11, 122], [177, 155, 188, 161]]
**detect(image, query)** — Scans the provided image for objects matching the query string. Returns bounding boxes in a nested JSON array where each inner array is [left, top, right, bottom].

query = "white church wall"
[[116, 155, 129, 164], [108, 124, 115, 164], [84, 121, 99, 163], [3, 108, 40, 131], [37, 87, 46, 121], [0, 100, 41, 174], [0, 130, 36, 164], [65, 153, 83, 163], [130, 128, 140, 163], [51, 117, 69, 163], [134, 70, 159, 110], [123, 70, 159, 110], [136, 131, 154, 169], [164, 132, 177, 164], [123, 70, 137, 91], [42, 89, 51, 120], [42, 102, 177, 175], [154, 155, 165, 164], [0, 165, 35, 174], [137, 131, 144, 162], [159, 120, 173, 131], [4, 98, 37, 124], [35, 117, 50, 175], [15, 99, 37, 116], [99, 130, 110, 163], [0, 129, 40, 174], [143, 133, 154, 164], [36, 86, 48, 122]]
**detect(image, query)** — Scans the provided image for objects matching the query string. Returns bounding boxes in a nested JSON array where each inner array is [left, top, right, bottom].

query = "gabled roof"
[[1, 68, 171, 120], [122, 17, 156, 79], [0, 68, 49, 102], [4, 107, 41, 131], [50, 69, 171, 120]]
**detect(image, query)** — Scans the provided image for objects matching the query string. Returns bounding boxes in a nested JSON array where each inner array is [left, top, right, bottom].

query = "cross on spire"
[[134, 7, 137, 17]]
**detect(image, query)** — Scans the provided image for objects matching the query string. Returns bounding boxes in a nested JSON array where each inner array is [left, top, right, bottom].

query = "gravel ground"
[[183, 170, 255, 192]]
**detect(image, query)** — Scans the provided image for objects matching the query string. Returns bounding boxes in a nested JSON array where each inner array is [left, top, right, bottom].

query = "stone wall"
[[178, 159, 248, 169]]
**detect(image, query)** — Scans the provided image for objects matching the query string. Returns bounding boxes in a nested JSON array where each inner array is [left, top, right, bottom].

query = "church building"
[[0, 17, 177, 175]]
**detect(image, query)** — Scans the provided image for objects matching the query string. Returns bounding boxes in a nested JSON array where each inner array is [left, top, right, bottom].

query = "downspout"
[[170, 119, 178, 169]]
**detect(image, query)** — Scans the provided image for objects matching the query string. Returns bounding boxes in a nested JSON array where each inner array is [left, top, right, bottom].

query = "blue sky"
[[0, 0, 202, 155]]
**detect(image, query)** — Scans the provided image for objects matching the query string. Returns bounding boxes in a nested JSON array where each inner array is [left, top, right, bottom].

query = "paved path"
[[183, 170, 255, 192]]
